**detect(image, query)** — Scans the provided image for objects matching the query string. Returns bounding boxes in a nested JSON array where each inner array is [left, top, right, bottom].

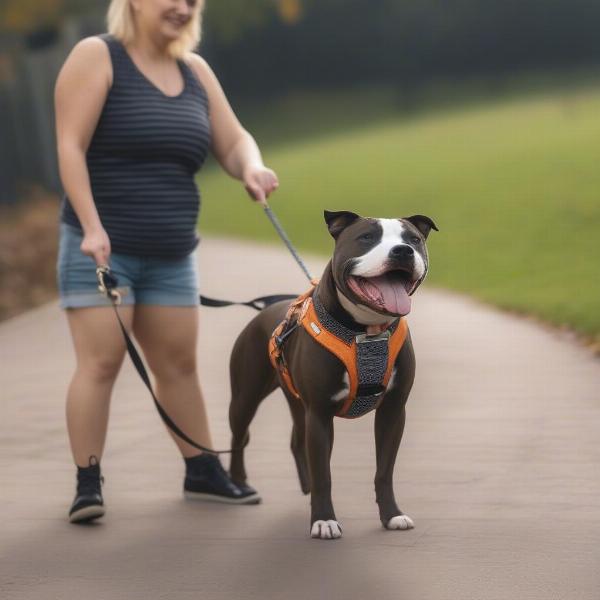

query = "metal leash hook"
[[96, 265, 122, 305]]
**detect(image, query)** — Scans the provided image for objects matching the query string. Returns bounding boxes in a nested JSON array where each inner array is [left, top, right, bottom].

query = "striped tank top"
[[61, 34, 211, 257]]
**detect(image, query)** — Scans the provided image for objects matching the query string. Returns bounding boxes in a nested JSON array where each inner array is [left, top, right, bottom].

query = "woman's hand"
[[80, 226, 111, 266], [243, 164, 279, 204]]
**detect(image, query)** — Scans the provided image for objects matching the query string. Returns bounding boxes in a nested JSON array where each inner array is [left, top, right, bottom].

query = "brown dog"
[[227, 210, 437, 539]]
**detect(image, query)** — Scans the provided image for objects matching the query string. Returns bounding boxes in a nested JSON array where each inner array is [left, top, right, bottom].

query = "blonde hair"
[[107, 0, 204, 58]]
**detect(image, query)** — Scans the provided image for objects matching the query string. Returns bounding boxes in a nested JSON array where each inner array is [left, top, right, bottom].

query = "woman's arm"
[[186, 54, 279, 203], [54, 37, 112, 264]]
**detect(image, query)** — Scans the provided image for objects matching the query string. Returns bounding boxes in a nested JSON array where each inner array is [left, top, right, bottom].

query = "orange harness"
[[268, 286, 409, 419]]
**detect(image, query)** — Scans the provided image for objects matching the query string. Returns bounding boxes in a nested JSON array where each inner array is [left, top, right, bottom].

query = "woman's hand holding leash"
[[243, 164, 279, 204], [80, 226, 112, 266], [241, 162, 313, 280]]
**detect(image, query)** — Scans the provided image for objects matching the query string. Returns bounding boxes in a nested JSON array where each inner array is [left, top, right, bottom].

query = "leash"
[[259, 199, 314, 283], [199, 293, 298, 311], [96, 200, 312, 454], [199, 200, 317, 308], [96, 266, 239, 455]]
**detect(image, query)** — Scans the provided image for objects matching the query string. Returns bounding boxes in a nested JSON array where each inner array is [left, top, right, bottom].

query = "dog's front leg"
[[305, 407, 341, 540], [374, 399, 415, 531]]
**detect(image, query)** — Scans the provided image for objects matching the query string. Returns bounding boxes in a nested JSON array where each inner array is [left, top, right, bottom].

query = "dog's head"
[[324, 210, 438, 318]]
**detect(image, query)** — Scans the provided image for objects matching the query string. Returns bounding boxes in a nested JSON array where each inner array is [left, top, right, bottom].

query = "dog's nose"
[[389, 245, 414, 259]]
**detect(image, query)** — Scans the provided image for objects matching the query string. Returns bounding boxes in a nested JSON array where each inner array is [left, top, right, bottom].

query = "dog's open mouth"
[[347, 268, 415, 316]]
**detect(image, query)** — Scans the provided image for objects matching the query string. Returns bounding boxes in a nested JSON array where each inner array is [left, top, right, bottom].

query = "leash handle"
[[96, 265, 121, 305], [259, 200, 314, 283]]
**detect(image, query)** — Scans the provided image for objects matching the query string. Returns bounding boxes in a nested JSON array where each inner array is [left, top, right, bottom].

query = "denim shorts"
[[56, 223, 200, 309]]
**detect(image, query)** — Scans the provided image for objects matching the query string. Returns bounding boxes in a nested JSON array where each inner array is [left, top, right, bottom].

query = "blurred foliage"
[[204, 0, 272, 42], [0, 0, 102, 34], [0, 0, 65, 33], [277, 0, 304, 24], [205, 0, 304, 41], [201, 0, 600, 98], [0, 191, 59, 321], [0, 0, 304, 39]]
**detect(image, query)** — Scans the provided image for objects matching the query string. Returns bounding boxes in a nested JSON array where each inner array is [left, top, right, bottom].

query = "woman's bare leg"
[[132, 305, 213, 456], [66, 306, 134, 466]]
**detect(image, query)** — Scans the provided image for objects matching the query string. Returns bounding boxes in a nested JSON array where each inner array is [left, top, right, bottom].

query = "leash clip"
[[96, 265, 122, 305]]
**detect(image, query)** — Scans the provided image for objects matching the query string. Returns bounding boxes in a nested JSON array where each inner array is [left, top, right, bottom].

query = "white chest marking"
[[331, 372, 350, 403], [337, 289, 396, 326]]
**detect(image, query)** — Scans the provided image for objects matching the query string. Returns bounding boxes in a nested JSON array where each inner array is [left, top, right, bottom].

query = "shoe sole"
[[184, 490, 262, 505], [69, 505, 105, 523]]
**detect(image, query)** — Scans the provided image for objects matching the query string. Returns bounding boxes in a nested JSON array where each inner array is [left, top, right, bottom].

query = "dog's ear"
[[324, 210, 360, 239], [403, 215, 439, 239]]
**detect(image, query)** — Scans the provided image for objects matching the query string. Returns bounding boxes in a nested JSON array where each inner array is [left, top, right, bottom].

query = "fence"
[[0, 16, 103, 205]]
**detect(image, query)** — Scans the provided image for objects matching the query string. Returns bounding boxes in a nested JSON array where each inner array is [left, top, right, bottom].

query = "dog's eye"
[[358, 233, 373, 242], [411, 236, 421, 245]]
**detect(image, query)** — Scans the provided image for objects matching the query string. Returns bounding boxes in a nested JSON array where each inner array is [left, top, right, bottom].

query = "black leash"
[[199, 293, 297, 311], [97, 201, 311, 455], [96, 267, 297, 456], [97, 266, 232, 454]]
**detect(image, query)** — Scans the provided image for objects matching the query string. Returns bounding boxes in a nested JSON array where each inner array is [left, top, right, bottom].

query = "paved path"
[[1, 237, 599, 600]]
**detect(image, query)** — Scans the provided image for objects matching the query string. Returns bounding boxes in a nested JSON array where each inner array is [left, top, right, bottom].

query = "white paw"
[[311, 519, 343, 539], [385, 514, 415, 530]]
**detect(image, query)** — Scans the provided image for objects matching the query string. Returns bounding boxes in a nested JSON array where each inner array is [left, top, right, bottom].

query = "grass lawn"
[[198, 80, 600, 346]]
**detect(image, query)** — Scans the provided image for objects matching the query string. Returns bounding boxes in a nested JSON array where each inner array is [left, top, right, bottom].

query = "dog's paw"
[[385, 514, 415, 530], [310, 519, 343, 540]]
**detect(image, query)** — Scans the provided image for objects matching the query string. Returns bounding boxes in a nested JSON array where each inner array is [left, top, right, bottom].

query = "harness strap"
[[269, 289, 409, 419], [300, 300, 408, 418], [268, 284, 317, 401]]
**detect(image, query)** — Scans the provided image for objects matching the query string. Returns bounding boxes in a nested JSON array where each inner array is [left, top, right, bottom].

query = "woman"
[[55, 0, 278, 523]]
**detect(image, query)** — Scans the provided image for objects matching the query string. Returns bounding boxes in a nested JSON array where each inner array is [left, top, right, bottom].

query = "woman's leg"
[[66, 306, 134, 466], [132, 304, 260, 504], [131, 305, 213, 456]]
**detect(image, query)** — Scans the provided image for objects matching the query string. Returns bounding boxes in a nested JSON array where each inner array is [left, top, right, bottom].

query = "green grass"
[[198, 81, 600, 345]]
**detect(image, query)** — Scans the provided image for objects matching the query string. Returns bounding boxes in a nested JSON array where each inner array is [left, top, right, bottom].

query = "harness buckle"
[[354, 330, 391, 345]]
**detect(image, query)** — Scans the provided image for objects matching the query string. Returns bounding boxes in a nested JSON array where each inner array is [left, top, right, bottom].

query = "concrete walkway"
[[1, 237, 599, 600]]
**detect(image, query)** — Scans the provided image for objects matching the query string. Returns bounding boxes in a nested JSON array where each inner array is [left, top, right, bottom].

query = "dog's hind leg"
[[283, 390, 310, 495], [228, 328, 278, 486]]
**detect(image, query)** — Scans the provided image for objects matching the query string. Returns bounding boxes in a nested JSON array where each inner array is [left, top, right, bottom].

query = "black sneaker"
[[183, 453, 261, 505], [69, 455, 105, 523]]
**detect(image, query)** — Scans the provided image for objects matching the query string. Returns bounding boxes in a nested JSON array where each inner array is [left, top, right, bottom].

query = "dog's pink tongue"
[[359, 275, 411, 315]]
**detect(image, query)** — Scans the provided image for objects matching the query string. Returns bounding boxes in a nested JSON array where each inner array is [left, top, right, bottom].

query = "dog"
[[227, 210, 438, 539]]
